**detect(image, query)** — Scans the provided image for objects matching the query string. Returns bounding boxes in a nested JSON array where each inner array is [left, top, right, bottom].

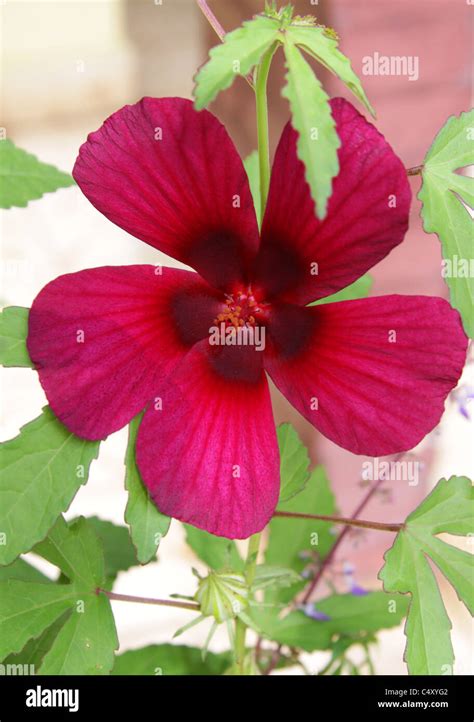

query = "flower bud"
[[195, 571, 249, 623]]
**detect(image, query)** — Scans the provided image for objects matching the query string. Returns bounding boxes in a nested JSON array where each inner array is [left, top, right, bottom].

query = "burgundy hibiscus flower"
[[27, 97, 467, 539]]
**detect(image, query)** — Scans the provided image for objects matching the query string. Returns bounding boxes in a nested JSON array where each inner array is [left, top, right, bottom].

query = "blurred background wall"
[[1, 0, 473, 673]]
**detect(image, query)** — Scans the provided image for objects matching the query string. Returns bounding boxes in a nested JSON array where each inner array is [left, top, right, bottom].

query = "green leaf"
[[264, 2, 294, 25], [39, 593, 117, 675], [310, 274, 373, 306], [286, 26, 374, 116], [265, 465, 337, 603], [35, 517, 118, 675], [379, 476, 474, 675], [3, 612, 70, 670], [252, 564, 301, 591], [0, 516, 118, 673], [0, 307, 33, 367], [282, 38, 340, 219], [34, 516, 104, 589], [194, 15, 281, 110], [112, 644, 232, 676], [0, 139, 75, 209], [277, 423, 310, 503], [84, 517, 139, 586], [243, 150, 261, 227], [0, 557, 52, 584], [418, 110, 474, 337], [0, 580, 77, 660], [406, 474, 473, 536], [382, 534, 453, 676], [184, 525, 243, 572], [317, 591, 409, 635], [124, 414, 170, 564], [256, 591, 408, 651], [0, 408, 100, 565]]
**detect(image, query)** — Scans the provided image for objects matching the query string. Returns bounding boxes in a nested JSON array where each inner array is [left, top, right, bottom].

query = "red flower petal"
[[27, 266, 222, 440], [73, 98, 259, 293], [136, 341, 280, 539], [253, 98, 411, 304], [264, 296, 467, 456]]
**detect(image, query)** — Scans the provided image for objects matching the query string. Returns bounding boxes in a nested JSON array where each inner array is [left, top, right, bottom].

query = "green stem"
[[234, 618, 247, 670], [234, 532, 262, 673], [233, 47, 275, 670], [233, 45, 274, 669], [244, 531, 262, 586], [255, 45, 276, 221]]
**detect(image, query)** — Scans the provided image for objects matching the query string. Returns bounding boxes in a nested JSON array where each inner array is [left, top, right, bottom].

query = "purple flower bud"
[[452, 385, 474, 421], [299, 602, 331, 621]]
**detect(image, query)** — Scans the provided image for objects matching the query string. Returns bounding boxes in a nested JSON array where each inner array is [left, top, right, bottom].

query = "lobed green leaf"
[[184, 524, 243, 572], [379, 476, 474, 675], [0, 307, 33, 367], [38, 592, 117, 675], [256, 591, 408, 652], [0, 139, 75, 209], [310, 274, 373, 306], [194, 15, 281, 110], [282, 38, 340, 219], [85, 517, 140, 586], [277, 422, 310, 503], [112, 643, 232, 676], [286, 25, 374, 116], [265, 465, 337, 603], [243, 150, 261, 226], [0, 516, 118, 674], [0, 580, 77, 660], [0, 408, 100, 565], [124, 414, 170, 564], [418, 110, 474, 337]]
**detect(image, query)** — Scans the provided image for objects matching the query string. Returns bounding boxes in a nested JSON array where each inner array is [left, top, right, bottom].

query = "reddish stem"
[[196, 0, 226, 40], [264, 470, 398, 675], [98, 589, 200, 611], [273, 510, 403, 533], [300, 474, 389, 605]]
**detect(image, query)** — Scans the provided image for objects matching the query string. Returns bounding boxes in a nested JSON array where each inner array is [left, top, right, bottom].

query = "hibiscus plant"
[[0, 1, 473, 678]]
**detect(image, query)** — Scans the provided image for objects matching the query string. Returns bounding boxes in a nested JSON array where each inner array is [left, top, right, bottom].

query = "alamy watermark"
[[209, 322, 266, 351], [362, 52, 419, 81], [0, 663, 35, 675], [26, 686, 79, 713], [441, 255, 474, 278], [362, 457, 422, 486]]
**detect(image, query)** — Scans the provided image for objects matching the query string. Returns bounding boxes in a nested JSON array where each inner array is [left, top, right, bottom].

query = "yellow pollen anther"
[[213, 288, 268, 330]]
